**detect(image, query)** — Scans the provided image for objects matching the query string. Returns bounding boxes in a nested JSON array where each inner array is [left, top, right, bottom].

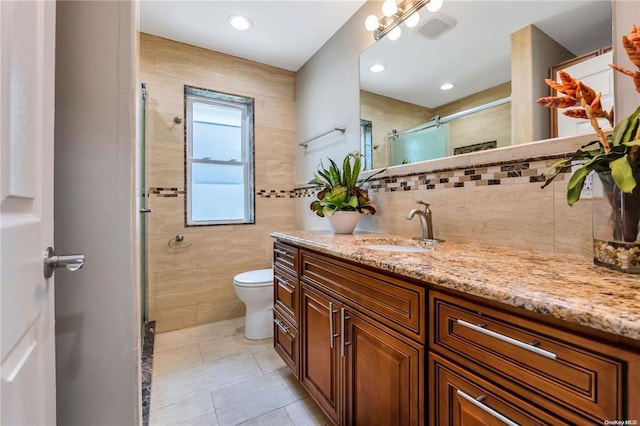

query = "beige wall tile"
[[196, 300, 245, 326], [154, 305, 197, 333], [553, 181, 593, 256], [232, 58, 295, 102], [153, 36, 234, 91], [142, 33, 296, 332]]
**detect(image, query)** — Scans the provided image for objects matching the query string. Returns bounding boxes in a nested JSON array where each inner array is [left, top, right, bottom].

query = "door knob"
[[43, 247, 85, 278]]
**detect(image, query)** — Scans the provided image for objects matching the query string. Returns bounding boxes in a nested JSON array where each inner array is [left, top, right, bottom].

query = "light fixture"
[[426, 0, 443, 12], [369, 64, 386, 73], [440, 82, 454, 90], [365, 0, 438, 41], [388, 26, 402, 41], [404, 11, 420, 28], [228, 14, 253, 31], [382, 0, 398, 17]]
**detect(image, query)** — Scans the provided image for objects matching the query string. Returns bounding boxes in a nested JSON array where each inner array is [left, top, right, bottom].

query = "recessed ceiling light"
[[228, 15, 253, 31], [440, 83, 454, 90], [369, 64, 386, 73]]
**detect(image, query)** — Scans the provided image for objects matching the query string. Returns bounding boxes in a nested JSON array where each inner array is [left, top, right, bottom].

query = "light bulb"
[[440, 83, 454, 90], [382, 0, 398, 17], [388, 26, 402, 41], [405, 11, 420, 28], [369, 64, 386, 73], [228, 15, 253, 31], [426, 0, 443, 12], [365, 15, 380, 31]]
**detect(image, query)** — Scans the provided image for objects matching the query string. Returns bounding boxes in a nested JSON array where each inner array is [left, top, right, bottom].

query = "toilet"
[[233, 268, 274, 339]]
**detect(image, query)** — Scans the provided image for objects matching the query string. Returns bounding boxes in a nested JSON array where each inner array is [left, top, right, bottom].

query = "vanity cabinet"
[[272, 237, 640, 425]]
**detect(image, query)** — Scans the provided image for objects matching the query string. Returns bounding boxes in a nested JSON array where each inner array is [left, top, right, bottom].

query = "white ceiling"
[[139, 0, 367, 72], [140, 0, 613, 109]]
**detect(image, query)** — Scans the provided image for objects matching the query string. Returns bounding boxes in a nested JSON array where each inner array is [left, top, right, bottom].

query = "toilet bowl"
[[233, 268, 274, 339]]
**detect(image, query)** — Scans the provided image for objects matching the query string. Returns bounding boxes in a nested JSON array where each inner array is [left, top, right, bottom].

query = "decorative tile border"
[[294, 155, 571, 198], [148, 187, 295, 198], [150, 155, 572, 199]]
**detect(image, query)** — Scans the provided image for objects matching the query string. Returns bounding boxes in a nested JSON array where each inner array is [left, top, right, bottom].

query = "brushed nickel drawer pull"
[[456, 390, 519, 426], [275, 275, 289, 286], [273, 318, 289, 334], [340, 308, 351, 358], [457, 319, 557, 360], [274, 248, 288, 256], [329, 302, 339, 348]]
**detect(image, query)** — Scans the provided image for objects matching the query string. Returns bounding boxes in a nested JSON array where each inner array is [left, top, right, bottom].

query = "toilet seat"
[[233, 268, 273, 287]]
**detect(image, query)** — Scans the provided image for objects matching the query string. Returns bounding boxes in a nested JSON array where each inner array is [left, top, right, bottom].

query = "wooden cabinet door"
[[344, 310, 424, 426], [301, 285, 342, 424]]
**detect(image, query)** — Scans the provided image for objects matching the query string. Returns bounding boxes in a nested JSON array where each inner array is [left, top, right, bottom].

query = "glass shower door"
[[137, 83, 149, 329], [390, 123, 449, 166]]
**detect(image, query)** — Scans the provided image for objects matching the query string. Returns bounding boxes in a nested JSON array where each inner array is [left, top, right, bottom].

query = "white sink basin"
[[358, 244, 431, 253]]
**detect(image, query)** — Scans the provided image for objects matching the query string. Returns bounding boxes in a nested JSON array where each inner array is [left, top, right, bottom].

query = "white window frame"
[[185, 86, 254, 226]]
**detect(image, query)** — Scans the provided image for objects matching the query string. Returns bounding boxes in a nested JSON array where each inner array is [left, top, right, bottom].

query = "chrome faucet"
[[406, 200, 434, 240]]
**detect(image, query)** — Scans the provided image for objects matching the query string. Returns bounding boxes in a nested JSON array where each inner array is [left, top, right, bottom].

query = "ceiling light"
[[365, 15, 380, 32], [228, 15, 253, 31], [364, 0, 433, 41], [427, 0, 443, 12], [405, 12, 420, 28], [388, 26, 402, 41], [369, 64, 386, 73], [440, 83, 454, 90], [382, 0, 398, 17]]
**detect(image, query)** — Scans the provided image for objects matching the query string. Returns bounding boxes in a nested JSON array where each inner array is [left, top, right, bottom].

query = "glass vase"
[[592, 171, 640, 273]]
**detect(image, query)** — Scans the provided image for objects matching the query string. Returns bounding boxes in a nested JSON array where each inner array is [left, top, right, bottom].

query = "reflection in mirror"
[[360, 0, 612, 170]]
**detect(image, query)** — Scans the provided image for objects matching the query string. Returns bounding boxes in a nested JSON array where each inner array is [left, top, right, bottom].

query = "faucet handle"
[[416, 200, 430, 209]]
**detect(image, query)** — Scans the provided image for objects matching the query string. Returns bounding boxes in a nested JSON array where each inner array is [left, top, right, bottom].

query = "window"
[[185, 86, 254, 226]]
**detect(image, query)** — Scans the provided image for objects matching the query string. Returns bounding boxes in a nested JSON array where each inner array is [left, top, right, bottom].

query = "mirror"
[[360, 0, 612, 170]]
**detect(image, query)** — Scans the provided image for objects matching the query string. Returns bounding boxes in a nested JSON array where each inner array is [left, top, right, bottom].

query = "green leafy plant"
[[309, 153, 385, 217], [536, 25, 640, 206]]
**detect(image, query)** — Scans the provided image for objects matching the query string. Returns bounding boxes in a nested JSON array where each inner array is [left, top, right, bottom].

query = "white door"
[[1, 1, 57, 424], [557, 51, 615, 137]]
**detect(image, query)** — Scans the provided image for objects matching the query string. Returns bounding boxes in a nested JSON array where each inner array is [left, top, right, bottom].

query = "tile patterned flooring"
[[150, 317, 331, 426]]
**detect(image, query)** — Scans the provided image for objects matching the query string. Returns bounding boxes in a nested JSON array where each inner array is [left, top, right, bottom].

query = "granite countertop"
[[271, 231, 640, 342]]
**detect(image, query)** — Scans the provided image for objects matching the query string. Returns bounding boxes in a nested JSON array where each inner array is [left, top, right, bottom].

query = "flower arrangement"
[[309, 153, 384, 217], [536, 25, 640, 207]]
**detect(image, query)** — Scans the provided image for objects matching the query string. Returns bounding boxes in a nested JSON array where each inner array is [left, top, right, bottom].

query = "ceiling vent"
[[418, 13, 456, 39]]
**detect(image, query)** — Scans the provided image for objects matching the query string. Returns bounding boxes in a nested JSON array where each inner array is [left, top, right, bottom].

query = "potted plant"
[[309, 153, 384, 233], [536, 25, 640, 273]]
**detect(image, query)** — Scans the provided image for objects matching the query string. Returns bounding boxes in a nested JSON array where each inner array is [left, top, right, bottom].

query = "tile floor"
[[150, 317, 331, 426]]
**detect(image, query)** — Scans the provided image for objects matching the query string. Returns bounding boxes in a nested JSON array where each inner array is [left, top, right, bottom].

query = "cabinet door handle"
[[456, 390, 519, 426], [457, 319, 557, 360], [274, 248, 290, 257], [274, 275, 288, 286], [274, 318, 289, 334], [328, 302, 339, 349], [340, 308, 351, 358]]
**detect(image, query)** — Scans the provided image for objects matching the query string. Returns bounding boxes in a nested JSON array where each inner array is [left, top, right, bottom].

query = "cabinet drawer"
[[273, 307, 299, 379], [430, 353, 565, 425], [274, 266, 297, 323], [301, 250, 425, 342], [430, 292, 624, 422], [274, 242, 298, 276]]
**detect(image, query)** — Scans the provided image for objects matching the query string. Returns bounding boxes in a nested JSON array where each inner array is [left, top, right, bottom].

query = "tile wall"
[[295, 134, 596, 258], [140, 33, 297, 332]]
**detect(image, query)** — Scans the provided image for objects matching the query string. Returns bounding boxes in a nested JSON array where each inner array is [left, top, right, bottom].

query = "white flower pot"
[[326, 211, 361, 234]]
